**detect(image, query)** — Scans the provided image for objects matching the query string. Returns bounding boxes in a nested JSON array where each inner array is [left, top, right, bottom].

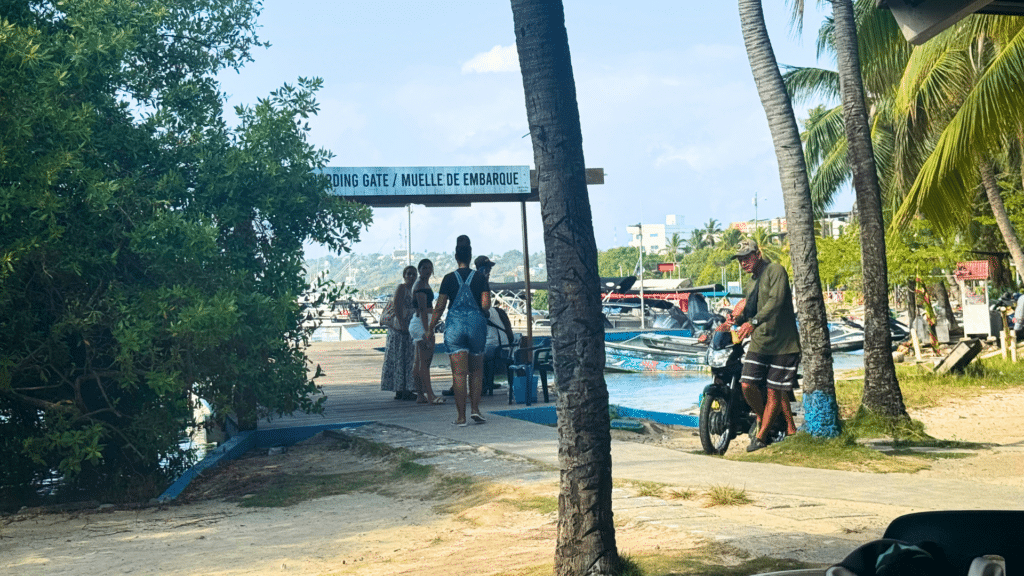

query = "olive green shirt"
[[738, 260, 801, 356]]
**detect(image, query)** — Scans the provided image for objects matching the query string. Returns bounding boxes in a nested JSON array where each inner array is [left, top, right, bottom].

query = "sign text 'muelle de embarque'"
[[317, 166, 531, 197]]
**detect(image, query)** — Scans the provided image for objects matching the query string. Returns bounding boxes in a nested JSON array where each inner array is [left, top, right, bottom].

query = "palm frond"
[[803, 104, 846, 166], [809, 132, 851, 214], [855, 1, 911, 99], [890, 42, 973, 202], [895, 42, 971, 124], [788, 0, 806, 35], [816, 14, 835, 59], [783, 65, 840, 105], [895, 24, 1024, 234], [868, 115, 899, 218]]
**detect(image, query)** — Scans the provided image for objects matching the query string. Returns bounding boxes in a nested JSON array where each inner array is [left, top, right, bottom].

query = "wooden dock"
[[258, 338, 545, 430]]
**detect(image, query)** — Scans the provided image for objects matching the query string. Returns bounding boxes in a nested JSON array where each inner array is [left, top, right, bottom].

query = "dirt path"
[[4, 389, 1023, 576]]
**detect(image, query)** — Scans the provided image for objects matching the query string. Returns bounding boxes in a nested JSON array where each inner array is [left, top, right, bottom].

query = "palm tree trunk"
[[510, 2, 618, 574], [832, 0, 907, 419], [739, 0, 840, 436], [980, 159, 1024, 281]]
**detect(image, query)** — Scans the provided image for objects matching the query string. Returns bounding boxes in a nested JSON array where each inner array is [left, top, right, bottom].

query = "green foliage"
[[885, 219, 964, 286], [816, 224, 863, 289], [531, 289, 548, 311], [1, 0, 372, 506], [598, 246, 645, 277]]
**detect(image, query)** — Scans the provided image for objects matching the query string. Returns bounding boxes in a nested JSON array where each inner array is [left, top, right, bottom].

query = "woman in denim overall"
[[429, 236, 490, 426]]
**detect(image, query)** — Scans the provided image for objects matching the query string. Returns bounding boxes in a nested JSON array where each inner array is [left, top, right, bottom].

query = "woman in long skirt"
[[381, 266, 417, 399]]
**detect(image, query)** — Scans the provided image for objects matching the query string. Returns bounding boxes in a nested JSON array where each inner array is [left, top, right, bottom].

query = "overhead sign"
[[316, 166, 531, 206]]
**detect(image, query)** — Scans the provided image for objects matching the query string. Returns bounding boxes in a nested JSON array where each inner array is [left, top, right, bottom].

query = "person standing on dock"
[[726, 239, 800, 452], [410, 259, 443, 405], [430, 236, 491, 426], [476, 255, 515, 393], [381, 266, 417, 400]]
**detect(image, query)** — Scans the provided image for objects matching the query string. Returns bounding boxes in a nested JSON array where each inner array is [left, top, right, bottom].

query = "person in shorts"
[[724, 239, 801, 452], [429, 236, 491, 426]]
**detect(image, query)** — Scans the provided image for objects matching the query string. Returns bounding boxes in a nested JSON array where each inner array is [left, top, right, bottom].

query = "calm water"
[[605, 371, 708, 414], [605, 351, 865, 415]]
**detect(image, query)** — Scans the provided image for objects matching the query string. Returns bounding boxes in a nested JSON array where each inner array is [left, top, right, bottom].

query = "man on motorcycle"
[[724, 239, 800, 452]]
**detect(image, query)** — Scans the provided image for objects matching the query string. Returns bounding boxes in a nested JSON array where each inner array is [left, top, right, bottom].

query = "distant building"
[[626, 214, 683, 253], [819, 211, 852, 239], [729, 218, 786, 235], [728, 211, 851, 240]]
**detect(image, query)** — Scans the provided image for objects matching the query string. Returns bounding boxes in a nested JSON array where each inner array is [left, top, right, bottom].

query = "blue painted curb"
[[159, 421, 373, 503]]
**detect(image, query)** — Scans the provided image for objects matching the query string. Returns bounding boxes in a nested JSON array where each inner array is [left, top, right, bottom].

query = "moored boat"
[[828, 316, 910, 352], [605, 334, 709, 373]]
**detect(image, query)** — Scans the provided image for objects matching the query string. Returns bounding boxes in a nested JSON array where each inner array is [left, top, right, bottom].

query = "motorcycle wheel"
[[698, 390, 732, 455]]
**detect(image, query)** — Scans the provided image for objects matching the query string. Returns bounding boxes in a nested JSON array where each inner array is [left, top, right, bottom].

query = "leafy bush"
[[0, 0, 371, 507]]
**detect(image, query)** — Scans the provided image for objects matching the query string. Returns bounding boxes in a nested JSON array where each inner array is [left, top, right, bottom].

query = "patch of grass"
[[888, 449, 974, 460], [390, 459, 431, 481], [743, 359, 1013, 473], [614, 479, 668, 498], [732, 432, 929, 474], [616, 554, 645, 576], [233, 471, 378, 507], [219, 430, 495, 508], [702, 485, 751, 507], [842, 406, 932, 443], [609, 543, 816, 576], [322, 429, 421, 460], [666, 488, 698, 500], [507, 495, 558, 515], [835, 356, 1024, 416], [633, 481, 665, 498], [431, 474, 488, 514]]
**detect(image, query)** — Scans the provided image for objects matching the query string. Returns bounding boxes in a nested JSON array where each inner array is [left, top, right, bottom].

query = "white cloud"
[[462, 44, 520, 74]]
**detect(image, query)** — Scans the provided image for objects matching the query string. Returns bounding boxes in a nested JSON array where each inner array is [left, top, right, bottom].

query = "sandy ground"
[[3, 389, 1023, 576]]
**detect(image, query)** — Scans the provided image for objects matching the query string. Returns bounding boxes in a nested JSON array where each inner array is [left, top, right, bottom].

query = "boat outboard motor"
[[687, 293, 714, 331], [652, 306, 697, 332]]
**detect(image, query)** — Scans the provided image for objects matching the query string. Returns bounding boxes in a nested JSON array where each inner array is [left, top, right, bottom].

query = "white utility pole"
[[406, 204, 412, 266]]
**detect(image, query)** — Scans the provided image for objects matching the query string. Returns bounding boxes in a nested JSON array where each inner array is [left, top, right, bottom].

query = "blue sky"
[[217, 1, 848, 258]]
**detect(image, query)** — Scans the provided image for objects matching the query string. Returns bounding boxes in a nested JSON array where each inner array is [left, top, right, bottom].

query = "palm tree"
[[832, 0, 907, 419], [789, 8, 1024, 286], [684, 229, 706, 254], [663, 232, 684, 277], [703, 218, 722, 246], [891, 16, 1024, 280], [739, 0, 840, 437], [721, 227, 743, 247], [750, 227, 787, 265], [509, 1, 618, 574]]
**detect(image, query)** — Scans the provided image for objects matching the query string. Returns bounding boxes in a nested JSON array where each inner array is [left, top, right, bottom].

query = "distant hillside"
[[305, 250, 547, 297]]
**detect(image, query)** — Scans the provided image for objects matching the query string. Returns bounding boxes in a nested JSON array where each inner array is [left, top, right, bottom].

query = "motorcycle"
[[698, 325, 756, 455]]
